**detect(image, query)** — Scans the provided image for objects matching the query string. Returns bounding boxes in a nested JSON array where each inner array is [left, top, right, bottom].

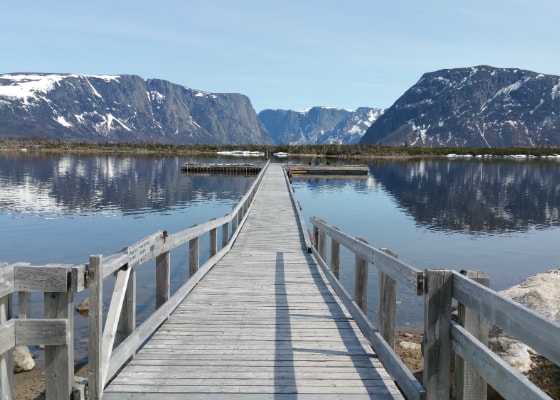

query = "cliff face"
[[258, 106, 382, 145], [361, 66, 560, 148], [0, 73, 273, 145]]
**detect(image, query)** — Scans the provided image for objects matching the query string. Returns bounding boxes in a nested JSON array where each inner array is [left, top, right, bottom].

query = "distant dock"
[[286, 164, 369, 177], [181, 163, 263, 175]]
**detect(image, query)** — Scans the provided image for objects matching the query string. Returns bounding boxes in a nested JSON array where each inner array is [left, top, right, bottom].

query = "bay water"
[[1, 152, 559, 362]]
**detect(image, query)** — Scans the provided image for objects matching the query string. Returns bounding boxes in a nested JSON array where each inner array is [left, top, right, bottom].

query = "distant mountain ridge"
[[0, 73, 273, 145], [361, 66, 560, 147], [258, 107, 383, 145]]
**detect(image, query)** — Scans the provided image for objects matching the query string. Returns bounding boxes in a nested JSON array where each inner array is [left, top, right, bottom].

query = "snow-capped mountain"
[[258, 106, 383, 145], [360, 66, 560, 147], [0, 73, 273, 145]]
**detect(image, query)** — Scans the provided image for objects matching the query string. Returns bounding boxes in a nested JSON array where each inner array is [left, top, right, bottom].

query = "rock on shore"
[[489, 269, 560, 372]]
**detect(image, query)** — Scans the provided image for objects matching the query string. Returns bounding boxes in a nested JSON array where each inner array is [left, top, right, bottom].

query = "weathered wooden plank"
[[103, 163, 404, 399], [14, 318, 68, 345], [0, 290, 14, 400], [0, 319, 15, 355], [14, 264, 71, 292], [310, 217, 423, 292], [452, 270, 560, 367], [44, 289, 74, 400], [88, 254, 104, 400], [0, 263, 14, 298], [455, 270, 489, 400], [102, 267, 131, 385], [424, 269, 453, 400], [103, 394, 398, 400], [452, 322, 550, 400]]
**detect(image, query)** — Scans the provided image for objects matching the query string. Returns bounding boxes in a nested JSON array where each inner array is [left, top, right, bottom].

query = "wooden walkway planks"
[[103, 163, 404, 399]]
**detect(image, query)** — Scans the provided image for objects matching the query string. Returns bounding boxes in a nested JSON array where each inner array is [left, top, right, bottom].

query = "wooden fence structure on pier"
[[0, 161, 559, 399], [181, 162, 263, 175]]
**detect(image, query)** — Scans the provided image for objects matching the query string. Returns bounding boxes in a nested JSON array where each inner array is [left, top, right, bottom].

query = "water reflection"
[[0, 153, 253, 216], [368, 159, 560, 233], [294, 159, 560, 234]]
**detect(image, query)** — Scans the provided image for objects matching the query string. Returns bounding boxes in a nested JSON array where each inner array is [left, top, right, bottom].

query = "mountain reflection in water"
[[370, 159, 560, 233]]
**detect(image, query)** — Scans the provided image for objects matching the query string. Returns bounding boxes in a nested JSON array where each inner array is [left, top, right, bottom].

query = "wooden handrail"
[[87, 160, 270, 400], [0, 262, 84, 399], [306, 213, 559, 400]]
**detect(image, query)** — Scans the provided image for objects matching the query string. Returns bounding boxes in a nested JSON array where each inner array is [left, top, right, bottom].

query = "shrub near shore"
[[2, 138, 560, 158]]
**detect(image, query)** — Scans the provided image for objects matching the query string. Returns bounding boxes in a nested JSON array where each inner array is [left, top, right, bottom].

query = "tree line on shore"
[[1, 137, 560, 158]]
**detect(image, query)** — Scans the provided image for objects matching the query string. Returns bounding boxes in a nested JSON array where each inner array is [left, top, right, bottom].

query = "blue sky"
[[2, 1, 559, 112]]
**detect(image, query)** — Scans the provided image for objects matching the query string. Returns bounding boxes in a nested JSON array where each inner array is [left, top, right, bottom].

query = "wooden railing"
[[307, 217, 427, 400], [304, 216, 560, 400], [87, 160, 269, 399], [0, 262, 88, 399]]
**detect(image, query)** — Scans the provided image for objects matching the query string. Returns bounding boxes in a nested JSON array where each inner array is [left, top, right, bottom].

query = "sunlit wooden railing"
[[86, 160, 269, 400], [0, 262, 88, 399], [285, 166, 559, 400]]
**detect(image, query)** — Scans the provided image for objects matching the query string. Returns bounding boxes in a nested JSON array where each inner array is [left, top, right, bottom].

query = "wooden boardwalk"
[[103, 163, 404, 399]]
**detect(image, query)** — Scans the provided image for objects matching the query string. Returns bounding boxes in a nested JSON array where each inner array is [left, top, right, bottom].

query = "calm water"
[[1, 153, 559, 358], [291, 157, 560, 326]]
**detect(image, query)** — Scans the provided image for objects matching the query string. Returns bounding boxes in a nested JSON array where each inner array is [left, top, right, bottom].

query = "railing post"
[[317, 229, 326, 261], [117, 267, 136, 345], [156, 251, 170, 308], [189, 236, 199, 277], [379, 248, 398, 349], [455, 270, 489, 400], [424, 269, 453, 400], [0, 262, 14, 400], [232, 209, 238, 233], [313, 226, 319, 249], [88, 254, 104, 400], [330, 227, 340, 279], [354, 237, 369, 313], [44, 267, 73, 399], [222, 219, 229, 247], [210, 222, 218, 257], [18, 292, 31, 319]]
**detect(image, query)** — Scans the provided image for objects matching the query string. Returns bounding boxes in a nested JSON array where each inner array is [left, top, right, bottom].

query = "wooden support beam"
[[455, 270, 489, 400], [88, 254, 104, 400], [189, 237, 199, 277], [354, 237, 369, 313], [379, 248, 398, 349], [156, 252, 170, 309], [44, 287, 74, 400], [423, 269, 453, 400], [330, 227, 340, 279]]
